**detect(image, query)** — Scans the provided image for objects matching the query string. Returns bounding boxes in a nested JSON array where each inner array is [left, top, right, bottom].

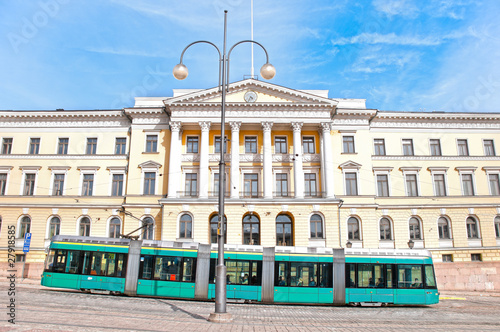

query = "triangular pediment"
[[164, 79, 337, 106], [339, 161, 362, 170], [138, 160, 162, 169]]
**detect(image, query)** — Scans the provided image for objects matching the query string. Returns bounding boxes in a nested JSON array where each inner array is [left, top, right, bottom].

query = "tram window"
[[65, 251, 81, 274], [182, 257, 196, 282], [318, 263, 333, 288], [385, 264, 395, 288], [290, 262, 318, 287], [106, 253, 116, 277], [346, 263, 356, 288], [116, 254, 126, 277], [275, 262, 289, 286], [424, 265, 437, 288], [372, 264, 384, 288], [357, 264, 373, 288], [140, 255, 154, 279], [90, 252, 106, 276], [398, 264, 423, 288], [82, 251, 92, 275], [154, 256, 180, 281], [44, 250, 56, 272], [53, 250, 67, 273]]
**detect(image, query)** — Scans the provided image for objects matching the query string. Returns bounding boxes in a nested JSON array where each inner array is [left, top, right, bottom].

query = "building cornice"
[[372, 155, 500, 161]]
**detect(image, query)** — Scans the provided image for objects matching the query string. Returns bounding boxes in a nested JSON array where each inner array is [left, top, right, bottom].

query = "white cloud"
[[332, 31, 475, 47], [372, 0, 419, 18]]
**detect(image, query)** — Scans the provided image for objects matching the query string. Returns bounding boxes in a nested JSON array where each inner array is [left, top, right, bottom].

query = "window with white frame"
[[483, 139, 495, 156], [23, 173, 36, 196], [243, 173, 259, 197], [86, 138, 97, 155], [186, 136, 199, 153], [112, 174, 124, 196], [345, 172, 358, 196], [304, 173, 318, 197], [57, 138, 69, 155], [142, 217, 154, 240], [139, 162, 160, 196], [0, 172, 9, 195], [379, 217, 392, 240], [302, 137, 315, 154], [429, 139, 442, 156], [115, 137, 127, 155], [79, 216, 91, 237], [433, 173, 447, 196], [29, 138, 40, 154], [461, 173, 475, 196], [1, 138, 13, 155], [275, 173, 289, 197], [495, 216, 500, 238], [145, 134, 158, 153], [373, 139, 385, 156], [18, 215, 31, 238], [275, 136, 287, 154], [214, 136, 227, 153], [82, 174, 94, 196], [438, 216, 451, 239], [401, 168, 421, 197], [109, 217, 121, 238], [409, 217, 422, 240], [402, 139, 414, 156], [52, 174, 65, 196], [144, 172, 156, 195], [245, 136, 257, 154], [348, 217, 360, 240], [376, 174, 389, 197], [242, 214, 259, 245], [457, 139, 469, 156], [310, 214, 323, 239], [488, 173, 500, 196], [343, 136, 355, 154], [179, 214, 192, 238], [466, 216, 480, 239], [48, 216, 61, 239]]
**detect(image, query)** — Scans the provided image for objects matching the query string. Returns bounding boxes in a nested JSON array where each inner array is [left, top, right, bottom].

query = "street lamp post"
[[173, 10, 275, 322]]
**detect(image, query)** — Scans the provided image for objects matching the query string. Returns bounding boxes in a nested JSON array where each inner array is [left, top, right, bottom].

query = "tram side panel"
[[261, 247, 275, 303], [332, 249, 346, 305]]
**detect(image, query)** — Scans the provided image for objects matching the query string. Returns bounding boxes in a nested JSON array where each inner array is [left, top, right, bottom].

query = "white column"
[[262, 122, 273, 199], [229, 121, 241, 198], [199, 121, 211, 199], [321, 122, 335, 198], [168, 121, 182, 198], [291, 122, 304, 199]]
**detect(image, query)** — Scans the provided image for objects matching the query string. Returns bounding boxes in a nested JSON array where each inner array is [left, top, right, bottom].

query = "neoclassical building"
[[1, 79, 499, 291]]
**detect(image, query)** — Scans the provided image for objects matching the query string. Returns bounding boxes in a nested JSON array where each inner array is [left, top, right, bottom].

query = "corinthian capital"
[[320, 122, 332, 132], [291, 122, 303, 132], [261, 121, 274, 132], [170, 121, 182, 132], [229, 121, 242, 132], [199, 121, 211, 131]]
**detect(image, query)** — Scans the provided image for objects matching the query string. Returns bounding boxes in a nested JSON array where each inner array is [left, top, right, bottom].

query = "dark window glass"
[[457, 139, 469, 156], [0, 173, 7, 195], [345, 173, 358, 195], [144, 172, 155, 195], [275, 136, 287, 154], [112, 174, 124, 196], [376, 174, 389, 197], [185, 173, 197, 197], [186, 136, 199, 153], [489, 174, 500, 195], [434, 174, 446, 196], [214, 136, 227, 153], [310, 214, 323, 239], [276, 173, 288, 197], [405, 174, 418, 196], [380, 218, 391, 240], [109, 218, 121, 238], [146, 135, 158, 152], [430, 139, 441, 156], [397, 264, 422, 288], [29, 138, 40, 154], [245, 137, 257, 153], [1, 138, 13, 154], [302, 137, 315, 154], [343, 136, 355, 153], [86, 138, 97, 155], [243, 173, 258, 197], [20, 216, 31, 238], [438, 217, 451, 239], [180, 214, 192, 238], [210, 214, 226, 244], [115, 138, 126, 155], [49, 216, 60, 238], [402, 139, 414, 156], [348, 217, 360, 240], [462, 174, 474, 196], [53, 174, 64, 196], [82, 174, 94, 196], [243, 214, 259, 245], [276, 214, 293, 246], [466, 216, 479, 239], [304, 173, 317, 197], [374, 139, 385, 156], [24, 173, 36, 196], [79, 217, 91, 236], [484, 140, 495, 156], [142, 217, 154, 240], [409, 217, 421, 240], [58, 138, 69, 155]]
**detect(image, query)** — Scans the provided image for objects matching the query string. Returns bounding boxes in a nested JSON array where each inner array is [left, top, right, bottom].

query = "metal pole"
[[214, 9, 228, 314]]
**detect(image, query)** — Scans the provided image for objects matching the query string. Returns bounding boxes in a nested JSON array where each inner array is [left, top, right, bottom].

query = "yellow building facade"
[[1, 80, 499, 291]]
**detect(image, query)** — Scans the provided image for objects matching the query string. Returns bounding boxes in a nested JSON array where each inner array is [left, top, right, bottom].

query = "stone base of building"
[[434, 261, 500, 292], [0, 262, 43, 279]]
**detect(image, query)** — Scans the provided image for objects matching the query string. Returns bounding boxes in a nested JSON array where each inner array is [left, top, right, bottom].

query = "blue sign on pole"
[[23, 232, 32, 253]]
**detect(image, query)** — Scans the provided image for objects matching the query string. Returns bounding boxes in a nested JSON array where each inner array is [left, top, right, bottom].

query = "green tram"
[[41, 235, 439, 306]]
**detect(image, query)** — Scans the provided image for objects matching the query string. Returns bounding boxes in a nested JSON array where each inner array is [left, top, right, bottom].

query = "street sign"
[[23, 232, 32, 253]]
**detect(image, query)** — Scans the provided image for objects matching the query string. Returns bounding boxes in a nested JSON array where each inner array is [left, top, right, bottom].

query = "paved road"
[[2, 282, 500, 331]]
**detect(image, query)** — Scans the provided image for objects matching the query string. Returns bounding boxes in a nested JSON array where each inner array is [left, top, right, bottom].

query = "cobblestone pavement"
[[1, 281, 500, 331]]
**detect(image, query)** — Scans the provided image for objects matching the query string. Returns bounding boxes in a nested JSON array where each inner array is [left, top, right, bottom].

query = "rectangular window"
[[146, 135, 158, 153], [245, 136, 257, 153], [442, 254, 453, 263], [433, 174, 447, 196], [345, 173, 358, 196], [402, 139, 414, 156], [0, 173, 7, 195], [343, 136, 355, 153], [1, 138, 13, 154], [86, 138, 97, 155], [376, 174, 389, 197], [244, 173, 258, 197], [82, 174, 94, 196], [471, 254, 482, 262], [112, 174, 124, 196], [304, 173, 317, 197], [57, 138, 69, 155], [275, 136, 287, 154], [374, 139, 385, 156], [302, 137, 315, 154], [406, 174, 418, 196], [276, 173, 288, 197], [52, 174, 65, 196], [24, 174, 36, 196], [214, 136, 227, 153], [397, 264, 422, 289], [457, 139, 469, 156], [29, 138, 40, 155], [484, 140, 495, 156], [115, 138, 126, 155], [185, 173, 198, 197], [144, 172, 156, 195], [489, 174, 500, 195], [186, 136, 199, 153], [430, 139, 441, 156], [462, 174, 474, 196]]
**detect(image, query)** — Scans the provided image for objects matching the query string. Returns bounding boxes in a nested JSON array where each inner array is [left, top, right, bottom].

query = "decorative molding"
[[240, 154, 263, 162], [291, 122, 303, 132], [48, 166, 71, 171], [281, 205, 288, 212], [339, 161, 362, 170], [208, 153, 231, 162], [170, 121, 182, 131], [303, 154, 321, 162], [138, 161, 162, 169], [182, 204, 189, 211], [411, 209, 418, 215], [272, 154, 294, 163], [261, 121, 273, 132], [373, 155, 500, 161], [468, 208, 475, 215], [198, 121, 211, 131], [440, 208, 446, 215], [229, 121, 241, 131], [455, 167, 477, 173], [182, 154, 201, 162], [312, 205, 319, 212], [0, 154, 127, 160], [320, 122, 332, 132]]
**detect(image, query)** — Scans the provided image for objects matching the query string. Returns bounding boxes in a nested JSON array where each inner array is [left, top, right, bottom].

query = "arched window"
[[180, 214, 192, 239], [379, 218, 392, 240], [210, 214, 226, 244], [310, 214, 323, 239], [438, 217, 451, 239], [142, 217, 154, 240], [348, 217, 360, 240], [495, 216, 500, 238], [409, 217, 421, 240], [109, 217, 121, 238], [79, 217, 91, 236], [466, 216, 479, 239], [243, 214, 260, 245], [48, 216, 61, 238], [276, 214, 293, 246], [19, 216, 31, 238]]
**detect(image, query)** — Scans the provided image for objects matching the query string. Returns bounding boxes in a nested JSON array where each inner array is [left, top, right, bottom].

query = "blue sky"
[[1, 0, 499, 112]]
